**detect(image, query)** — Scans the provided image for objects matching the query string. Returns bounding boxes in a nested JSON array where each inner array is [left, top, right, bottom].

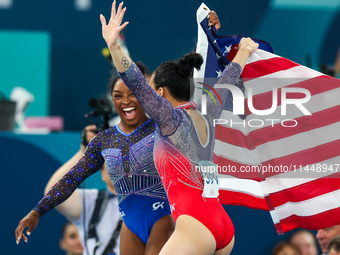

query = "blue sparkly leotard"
[[33, 119, 171, 244], [119, 61, 242, 250]]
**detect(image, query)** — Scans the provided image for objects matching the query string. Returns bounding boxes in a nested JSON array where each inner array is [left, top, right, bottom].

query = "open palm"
[[100, 1, 129, 49]]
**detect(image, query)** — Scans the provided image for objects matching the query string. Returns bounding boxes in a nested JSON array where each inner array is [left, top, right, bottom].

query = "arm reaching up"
[[100, 1, 182, 136], [100, 1, 131, 73]]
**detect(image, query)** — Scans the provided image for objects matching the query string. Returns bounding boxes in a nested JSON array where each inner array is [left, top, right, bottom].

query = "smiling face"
[[111, 79, 148, 132]]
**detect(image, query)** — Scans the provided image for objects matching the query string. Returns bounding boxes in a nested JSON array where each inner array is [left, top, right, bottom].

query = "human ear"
[[158, 87, 164, 97]]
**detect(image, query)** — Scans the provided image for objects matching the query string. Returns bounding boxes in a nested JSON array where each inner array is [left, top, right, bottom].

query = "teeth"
[[123, 107, 136, 111]]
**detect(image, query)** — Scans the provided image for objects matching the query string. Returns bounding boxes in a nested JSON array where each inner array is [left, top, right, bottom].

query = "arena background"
[[1, 0, 338, 254]]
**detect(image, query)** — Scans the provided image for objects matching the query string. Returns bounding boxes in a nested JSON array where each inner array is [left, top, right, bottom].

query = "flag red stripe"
[[276, 207, 340, 232], [216, 105, 340, 149], [219, 190, 269, 210], [260, 139, 340, 178], [249, 105, 340, 147], [269, 174, 340, 207], [242, 57, 299, 79], [215, 124, 253, 149]]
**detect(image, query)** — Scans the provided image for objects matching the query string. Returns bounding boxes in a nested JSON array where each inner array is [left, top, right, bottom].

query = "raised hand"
[[15, 210, 40, 244], [208, 11, 221, 31], [230, 37, 259, 70], [238, 37, 259, 55], [100, 1, 129, 49]]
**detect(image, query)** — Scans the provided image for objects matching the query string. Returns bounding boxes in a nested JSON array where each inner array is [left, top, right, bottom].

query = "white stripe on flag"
[[243, 67, 322, 98], [265, 155, 340, 193], [275, 189, 340, 219], [214, 140, 261, 165], [246, 49, 278, 64], [257, 121, 340, 162], [219, 175, 264, 198]]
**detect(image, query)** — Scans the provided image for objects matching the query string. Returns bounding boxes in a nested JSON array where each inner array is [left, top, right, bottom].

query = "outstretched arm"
[[101, 1, 181, 136], [15, 130, 104, 244]]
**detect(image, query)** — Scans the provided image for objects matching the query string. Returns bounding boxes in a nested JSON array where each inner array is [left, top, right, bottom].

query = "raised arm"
[[100, 1, 130, 74], [201, 37, 259, 120], [101, 1, 181, 136]]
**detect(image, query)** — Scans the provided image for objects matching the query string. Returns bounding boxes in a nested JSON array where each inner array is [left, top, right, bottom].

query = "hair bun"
[[177, 53, 203, 78]]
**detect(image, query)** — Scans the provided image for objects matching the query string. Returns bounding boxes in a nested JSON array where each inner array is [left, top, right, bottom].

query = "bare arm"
[[100, 1, 131, 73], [101, 2, 181, 136], [44, 125, 97, 221], [231, 38, 258, 70], [44, 149, 83, 221]]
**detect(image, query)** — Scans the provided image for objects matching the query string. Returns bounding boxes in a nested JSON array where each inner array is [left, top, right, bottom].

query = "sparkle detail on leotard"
[[33, 119, 168, 216], [119, 61, 242, 192]]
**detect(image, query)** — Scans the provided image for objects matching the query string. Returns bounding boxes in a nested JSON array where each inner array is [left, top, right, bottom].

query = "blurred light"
[[0, 0, 13, 9], [272, 0, 340, 10], [75, 0, 92, 11]]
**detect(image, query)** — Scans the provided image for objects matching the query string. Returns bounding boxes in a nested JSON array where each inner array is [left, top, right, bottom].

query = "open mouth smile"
[[122, 107, 137, 119]]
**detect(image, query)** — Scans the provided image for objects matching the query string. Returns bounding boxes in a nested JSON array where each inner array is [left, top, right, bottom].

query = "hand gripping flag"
[[194, 3, 340, 234]]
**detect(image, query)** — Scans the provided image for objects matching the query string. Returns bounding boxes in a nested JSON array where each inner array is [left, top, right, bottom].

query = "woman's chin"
[[121, 115, 145, 127]]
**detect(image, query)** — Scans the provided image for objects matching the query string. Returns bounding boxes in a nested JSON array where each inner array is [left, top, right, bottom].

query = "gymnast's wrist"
[[237, 46, 252, 56], [109, 41, 121, 51]]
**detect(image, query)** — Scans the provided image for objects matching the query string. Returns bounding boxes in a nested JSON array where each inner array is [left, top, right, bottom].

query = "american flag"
[[194, 3, 340, 234]]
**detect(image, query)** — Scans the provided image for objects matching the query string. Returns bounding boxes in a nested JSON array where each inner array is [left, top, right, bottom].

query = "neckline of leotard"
[[175, 102, 197, 110], [115, 118, 152, 137]]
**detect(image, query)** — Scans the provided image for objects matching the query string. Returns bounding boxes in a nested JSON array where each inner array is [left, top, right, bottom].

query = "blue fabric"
[[119, 194, 171, 244], [34, 119, 169, 216]]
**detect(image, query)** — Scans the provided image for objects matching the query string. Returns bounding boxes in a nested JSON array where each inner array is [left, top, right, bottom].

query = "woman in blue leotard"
[[15, 62, 174, 255]]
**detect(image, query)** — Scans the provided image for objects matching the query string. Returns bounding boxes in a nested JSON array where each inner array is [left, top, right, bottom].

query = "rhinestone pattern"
[[34, 119, 168, 216]]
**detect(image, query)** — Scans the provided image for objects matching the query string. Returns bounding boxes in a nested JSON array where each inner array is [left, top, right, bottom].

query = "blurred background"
[[1, 0, 338, 254]]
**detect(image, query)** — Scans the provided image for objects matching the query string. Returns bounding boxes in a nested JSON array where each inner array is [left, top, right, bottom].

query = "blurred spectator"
[[272, 241, 302, 255], [44, 125, 121, 255], [288, 229, 318, 255], [327, 236, 340, 255], [60, 222, 83, 255], [320, 46, 340, 77], [317, 225, 340, 255]]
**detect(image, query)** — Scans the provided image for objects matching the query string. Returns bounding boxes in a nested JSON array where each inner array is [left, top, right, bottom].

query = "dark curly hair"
[[153, 52, 203, 101]]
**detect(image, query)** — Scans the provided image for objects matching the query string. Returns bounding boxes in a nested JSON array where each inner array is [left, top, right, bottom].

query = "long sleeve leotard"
[[33, 120, 171, 244]]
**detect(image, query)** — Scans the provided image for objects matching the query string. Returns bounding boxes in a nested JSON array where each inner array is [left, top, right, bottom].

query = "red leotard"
[[119, 61, 242, 250]]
